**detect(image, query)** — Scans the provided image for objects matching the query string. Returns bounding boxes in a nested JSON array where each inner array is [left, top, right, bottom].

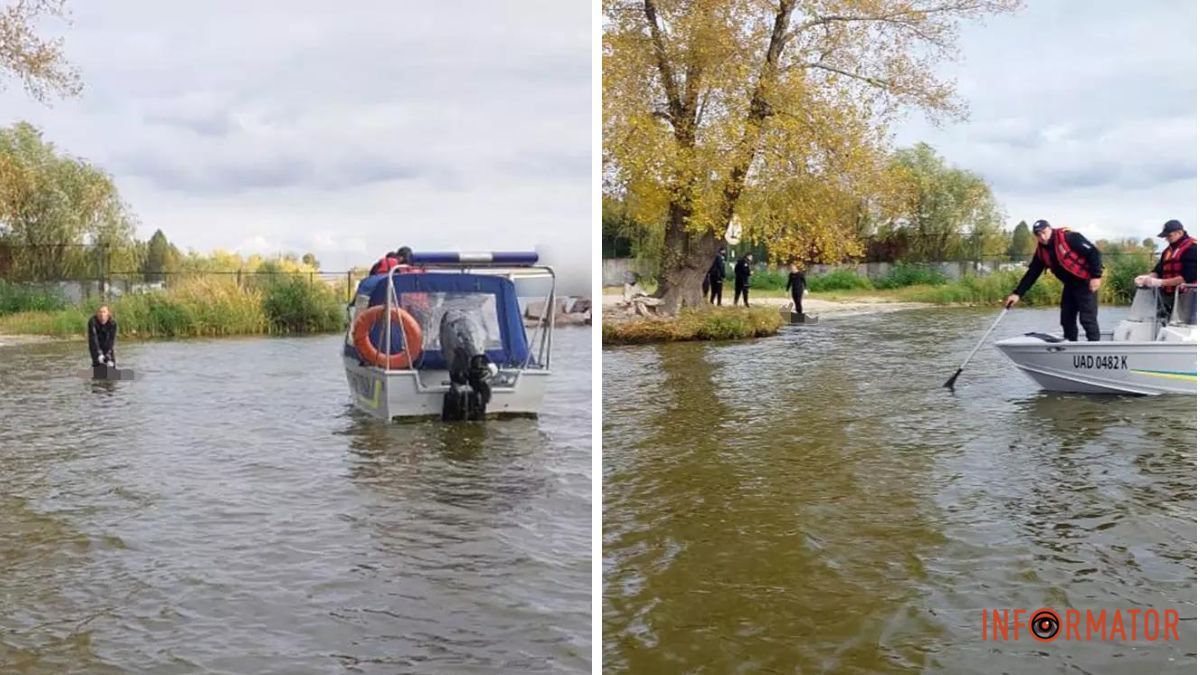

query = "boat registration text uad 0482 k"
[[1073, 355, 1127, 370]]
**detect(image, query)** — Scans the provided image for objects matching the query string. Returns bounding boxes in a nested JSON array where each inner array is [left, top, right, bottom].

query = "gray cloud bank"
[[1, 0, 591, 294], [896, 0, 1196, 243]]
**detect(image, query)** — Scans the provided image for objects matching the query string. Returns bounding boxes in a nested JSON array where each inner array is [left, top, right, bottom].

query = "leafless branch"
[[803, 62, 892, 89]]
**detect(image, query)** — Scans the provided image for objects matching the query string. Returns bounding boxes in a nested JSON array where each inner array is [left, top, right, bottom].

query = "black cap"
[[1158, 219, 1184, 237], [1032, 219, 1051, 233]]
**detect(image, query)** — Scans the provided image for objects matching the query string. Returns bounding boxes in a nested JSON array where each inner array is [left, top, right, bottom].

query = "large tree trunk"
[[642, 0, 794, 317], [654, 206, 722, 315]]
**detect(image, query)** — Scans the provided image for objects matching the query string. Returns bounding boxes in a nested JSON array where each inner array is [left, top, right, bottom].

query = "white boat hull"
[[344, 357, 550, 420], [995, 336, 1196, 395]]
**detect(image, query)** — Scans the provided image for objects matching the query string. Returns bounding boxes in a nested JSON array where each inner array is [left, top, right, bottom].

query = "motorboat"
[[343, 251, 555, 420], [995, 284, 1196, 395]]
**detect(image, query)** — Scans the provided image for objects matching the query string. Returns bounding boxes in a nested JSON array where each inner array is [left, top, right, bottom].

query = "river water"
[[604, 307, 1196, 674], [0, 328, 591, 674]]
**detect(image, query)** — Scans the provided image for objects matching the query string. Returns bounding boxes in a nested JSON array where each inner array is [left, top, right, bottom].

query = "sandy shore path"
[[0, 334, 64, 347], [601, 292, 935, 320]]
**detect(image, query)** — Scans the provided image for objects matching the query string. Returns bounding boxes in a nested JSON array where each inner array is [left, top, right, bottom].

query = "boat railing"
[[1169, 283, 1197, 327], [1128, 287, 1162, 341]]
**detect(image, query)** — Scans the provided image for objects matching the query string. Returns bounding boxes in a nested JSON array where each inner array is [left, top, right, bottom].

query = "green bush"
[[873, 263, 948, 290], [807, 269, 874, 292], [261, 277, 345, 333], [897, 269, 1061, 306], [1100, 250, 1155, 305], [0, 281, 67, 315], [748, 269, 788, 290]]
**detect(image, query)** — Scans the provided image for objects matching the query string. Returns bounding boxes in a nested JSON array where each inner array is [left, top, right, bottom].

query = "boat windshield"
[[1169, 284, 1197, 326], [1126, 287, 1160, 322], [398, 291, 505, 352]]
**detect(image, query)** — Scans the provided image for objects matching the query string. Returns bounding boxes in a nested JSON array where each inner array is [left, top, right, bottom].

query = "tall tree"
[[879, 143, 1005, 262], [142, 228, 173, 282], [604, 0, 1021, 312], [1009, 220, 1033, 260], [0, 0, 82, 102], [0, 122, 135, 280]]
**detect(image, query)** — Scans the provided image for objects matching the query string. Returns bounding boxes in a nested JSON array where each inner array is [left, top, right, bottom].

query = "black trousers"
[[709, 280, 723, 305], [1061, 284, 1100, 342], [734, 283, 749, 307], [791, 291, 803, 316]]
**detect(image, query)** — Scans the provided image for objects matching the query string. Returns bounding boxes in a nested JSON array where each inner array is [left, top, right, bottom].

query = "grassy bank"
[[0, 277, 345, 338], [603, 306, 782, 345], [608, 261, 1150, 309]]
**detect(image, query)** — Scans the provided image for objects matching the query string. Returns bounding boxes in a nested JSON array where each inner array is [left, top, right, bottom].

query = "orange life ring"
[[351, 305, 423, 369]]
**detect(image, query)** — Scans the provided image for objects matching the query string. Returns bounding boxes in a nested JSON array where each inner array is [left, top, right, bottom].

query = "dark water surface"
[[603, 307, 1196, 674], [0, 328, 590, 674]]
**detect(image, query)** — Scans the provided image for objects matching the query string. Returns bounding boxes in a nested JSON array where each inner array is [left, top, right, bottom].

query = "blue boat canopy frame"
[[347, 253, 555, 372]]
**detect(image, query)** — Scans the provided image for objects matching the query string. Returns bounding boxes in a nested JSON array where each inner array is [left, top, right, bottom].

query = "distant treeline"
[[604, 142, 1159, 269]]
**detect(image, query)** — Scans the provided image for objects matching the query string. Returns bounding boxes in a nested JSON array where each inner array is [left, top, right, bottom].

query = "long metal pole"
[[385, 266, 393, 371], [943, 308, 1008, 389]]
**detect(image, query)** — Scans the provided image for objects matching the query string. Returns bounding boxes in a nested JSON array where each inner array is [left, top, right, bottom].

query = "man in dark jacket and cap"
[[1005, 219, 1104, 341], [1136, 219, 1196, 319]]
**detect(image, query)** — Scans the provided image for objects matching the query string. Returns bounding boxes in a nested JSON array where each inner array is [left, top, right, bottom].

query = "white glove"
[[1146, 277, 1164, 288], [1134, 275, 1148, 286]]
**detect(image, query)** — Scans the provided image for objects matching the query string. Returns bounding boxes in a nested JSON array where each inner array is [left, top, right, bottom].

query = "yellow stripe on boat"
[[1131, 369, 1198, 381]]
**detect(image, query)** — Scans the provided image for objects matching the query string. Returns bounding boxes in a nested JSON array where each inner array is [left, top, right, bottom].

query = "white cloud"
[[0, 0, 591, 294], [894, 0, 1196, 243]]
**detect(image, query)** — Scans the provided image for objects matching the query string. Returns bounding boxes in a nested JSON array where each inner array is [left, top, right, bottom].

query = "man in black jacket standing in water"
[[1005, 219, 1104, 341], [88, 305, 118, 368]]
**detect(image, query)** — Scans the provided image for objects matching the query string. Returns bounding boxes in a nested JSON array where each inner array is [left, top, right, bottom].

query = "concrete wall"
[[602, 258, 655, 286], [15, 279, 167, 304]]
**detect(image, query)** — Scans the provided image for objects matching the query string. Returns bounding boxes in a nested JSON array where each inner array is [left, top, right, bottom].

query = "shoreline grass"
[[603, 267, 1141, 309], [603, 306, 783, 345], [0, 277, 345, 339]]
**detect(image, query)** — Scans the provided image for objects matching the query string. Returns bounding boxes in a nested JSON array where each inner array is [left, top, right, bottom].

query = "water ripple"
[[0, 328, 590, 674], [604, 307, 1195, 674]]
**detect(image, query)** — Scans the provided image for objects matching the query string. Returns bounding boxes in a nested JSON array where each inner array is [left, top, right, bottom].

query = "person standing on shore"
[[734, 253, 753, 307], [786, 262, 807, 316], [707, 247, 727, 305], [87, 305, 117, 368], [1005, 219, 1104, 342]]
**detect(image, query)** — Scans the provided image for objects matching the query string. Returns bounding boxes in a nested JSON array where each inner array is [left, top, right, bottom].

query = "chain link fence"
[[0, 243, 372, 305]]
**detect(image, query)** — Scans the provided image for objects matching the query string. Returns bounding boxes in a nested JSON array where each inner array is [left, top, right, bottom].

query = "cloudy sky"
[[0, 0, 591, 293], [895, 0, 1196, 246]]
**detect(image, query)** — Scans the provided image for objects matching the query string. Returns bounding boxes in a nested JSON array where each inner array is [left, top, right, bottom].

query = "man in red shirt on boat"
[[1005, 219, 1104, 342], [1135, 219, 1195, 318], [368, 246, 415, 275]]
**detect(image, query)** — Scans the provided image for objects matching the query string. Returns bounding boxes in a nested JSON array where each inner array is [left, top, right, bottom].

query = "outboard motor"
[[439, 309, 498, 421]]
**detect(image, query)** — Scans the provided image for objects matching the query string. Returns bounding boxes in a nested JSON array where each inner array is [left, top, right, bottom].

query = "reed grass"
[[0, 276, 344, 338]]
